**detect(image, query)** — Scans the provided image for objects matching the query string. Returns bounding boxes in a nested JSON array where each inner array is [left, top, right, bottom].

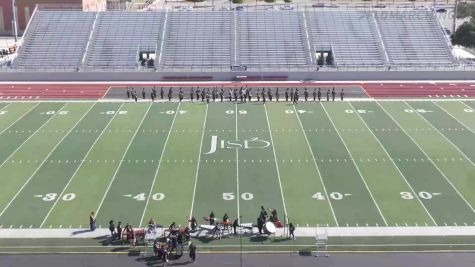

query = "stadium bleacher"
[[305, 11, 385, 66], [83, 11, 164, 70], [236, 11, 311, 69], [160, 11, 232, 70], [10, 9, 457, 72], [13, 10, 95, 71], [375, 11, 455, 66]]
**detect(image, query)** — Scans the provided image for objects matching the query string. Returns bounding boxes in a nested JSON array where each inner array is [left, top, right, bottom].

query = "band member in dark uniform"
[[340, 89, 344, 101], [318, 88, 321, 101], [313, 88, 317, 101], [326, 89, 330, 102], [126, 87, 130, 99], [276, 88, 279, 102], [304, 88, 309, 101], [285, 88, 289, 102], [160, 87, 164, 100], [179, 89, 184, 102], [332, 88, 336, 101]]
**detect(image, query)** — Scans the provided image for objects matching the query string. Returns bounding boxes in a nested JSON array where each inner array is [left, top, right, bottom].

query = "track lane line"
[[348, 102, 437, 226], [377, 102, 475, 214], [263, 104, 288, 223], [0, 103, 95, 219], [320, 102, 389, 226], [39, 103, 124, 228], [139, 102, 181, 227], [189, 104, 209, 219], [293, 105, 338, 227], [95, 103, 153, 215]]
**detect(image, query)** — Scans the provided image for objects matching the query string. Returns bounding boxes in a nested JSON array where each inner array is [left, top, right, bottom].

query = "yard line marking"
[[189, 104, 209, 219], [139, 103, 181, 227], [264, 104, 288, 223], [235, 103, 240, 220], [0, 102, 12, 114], [39, 103, 124, 228], [293, 105, 338, 226], [349, 102, 437, 226], [0, 103, 93, 219], [377, 102, 475, 214], [320, 103, 388, 226], [0, 103, 38, 136], [409, 101, 475, 168], [0, 103, 54, 173], [95, 103, 153, 215]]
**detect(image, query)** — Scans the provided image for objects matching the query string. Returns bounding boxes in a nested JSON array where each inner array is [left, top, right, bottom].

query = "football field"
[[0, 99, 474, 231]]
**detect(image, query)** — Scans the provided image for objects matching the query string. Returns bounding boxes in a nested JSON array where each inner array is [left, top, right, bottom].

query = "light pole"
[[11, 0, 18, 43], [452, 0, 458, 34]]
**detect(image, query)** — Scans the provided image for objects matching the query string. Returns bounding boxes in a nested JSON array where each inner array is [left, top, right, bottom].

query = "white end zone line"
[[320, 102, 389, 226], [1, 226, 475, 238], [0, 103, 39, 136], [293, 105, 339, 227], [39, 103, 125, 228], [263, 104, 288, 223], [189, 104, 209, 219], [0, 103, 96, 218], [377, 102, 475, 214], [139, 102, 181, 227], [348, 102, 438, 226], [95, 103, 153, 215]]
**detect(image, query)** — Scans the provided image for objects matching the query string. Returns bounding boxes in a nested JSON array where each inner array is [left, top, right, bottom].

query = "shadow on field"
[[72, 229, 91, 235], [249, 235, 268, 242], [195, 236, 215, 244], [136, 254, 192, 267]]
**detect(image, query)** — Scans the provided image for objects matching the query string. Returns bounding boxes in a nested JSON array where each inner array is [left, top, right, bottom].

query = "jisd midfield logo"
[[204, 136, 270, 154]]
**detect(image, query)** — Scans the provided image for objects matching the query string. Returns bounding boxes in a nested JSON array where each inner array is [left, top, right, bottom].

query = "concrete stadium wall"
[[0, 70, 475, 82]]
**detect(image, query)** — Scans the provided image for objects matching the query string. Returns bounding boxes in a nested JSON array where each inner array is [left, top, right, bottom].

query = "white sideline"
[[1, 98, 474, 104], [1, 226, 475, 239], [0, 80, 474, 85]]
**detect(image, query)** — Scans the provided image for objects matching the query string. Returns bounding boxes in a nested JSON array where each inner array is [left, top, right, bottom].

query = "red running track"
[[0, 82, 474, 100]]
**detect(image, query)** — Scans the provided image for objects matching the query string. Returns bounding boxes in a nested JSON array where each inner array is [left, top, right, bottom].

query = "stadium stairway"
[[0, 84, 108, 100]]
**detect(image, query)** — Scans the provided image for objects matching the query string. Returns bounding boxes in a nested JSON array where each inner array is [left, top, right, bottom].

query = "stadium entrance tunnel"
[[316, 50, 334, 66], [138, 51, 156, 69]]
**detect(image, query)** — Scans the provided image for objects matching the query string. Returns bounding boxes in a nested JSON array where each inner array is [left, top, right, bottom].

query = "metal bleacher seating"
[[10, 9, 458, 72], [83, 11, 164, 69], [305, 11, 384, 66], [13, 10, 95, 71], [375, 11, 455, 66], [159, 11, 232, 70], [236, 11, 311, 70]]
